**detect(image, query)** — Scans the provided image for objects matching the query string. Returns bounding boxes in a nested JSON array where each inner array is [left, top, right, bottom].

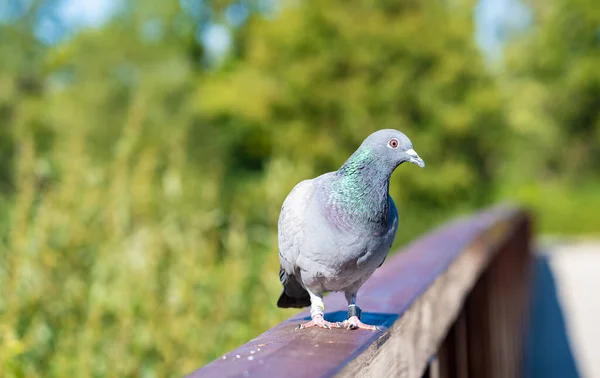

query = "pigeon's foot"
[[339, 316, 381, 331], [296, 315, 340, 330]]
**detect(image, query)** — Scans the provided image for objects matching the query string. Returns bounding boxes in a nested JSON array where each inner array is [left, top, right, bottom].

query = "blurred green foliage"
[[0, 0, 598, 376]]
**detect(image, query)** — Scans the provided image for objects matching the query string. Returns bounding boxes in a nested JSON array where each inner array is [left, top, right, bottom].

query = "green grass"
[[0, 126, 292, 377]]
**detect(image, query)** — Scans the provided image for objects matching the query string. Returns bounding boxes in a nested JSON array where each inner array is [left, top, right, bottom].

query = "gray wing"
[[278, 179, 315, 275]]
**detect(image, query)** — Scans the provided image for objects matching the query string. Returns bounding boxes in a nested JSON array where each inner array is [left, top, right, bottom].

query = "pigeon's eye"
[[387, 139, 399, 149]]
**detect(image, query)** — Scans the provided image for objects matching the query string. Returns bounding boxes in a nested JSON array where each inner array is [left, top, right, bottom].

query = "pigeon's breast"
[[313, 233, 393, 292], [298, 208, 397, 292], [284, 179, 398, 293]]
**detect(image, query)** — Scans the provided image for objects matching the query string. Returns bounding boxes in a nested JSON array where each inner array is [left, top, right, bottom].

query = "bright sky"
[[57, 0, 118, 28], [475, 0, 530, 60], [2, 0, 530, 60]]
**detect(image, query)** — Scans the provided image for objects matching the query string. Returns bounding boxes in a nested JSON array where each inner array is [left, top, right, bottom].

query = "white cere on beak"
[[406, 148, 425, 168]]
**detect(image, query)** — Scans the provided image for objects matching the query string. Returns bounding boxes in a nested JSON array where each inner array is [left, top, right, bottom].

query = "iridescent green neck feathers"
[[325, 146, 393, 229]]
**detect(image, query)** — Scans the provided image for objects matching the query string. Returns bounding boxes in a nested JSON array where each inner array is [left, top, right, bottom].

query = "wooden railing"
[[187, 205, 533, 378]]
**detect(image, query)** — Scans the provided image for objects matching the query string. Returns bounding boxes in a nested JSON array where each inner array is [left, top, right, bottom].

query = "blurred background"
[[0, 0, 598, 376]]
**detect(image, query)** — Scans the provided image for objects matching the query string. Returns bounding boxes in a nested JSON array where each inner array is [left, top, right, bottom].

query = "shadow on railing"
[[187, 205, 533, 378]]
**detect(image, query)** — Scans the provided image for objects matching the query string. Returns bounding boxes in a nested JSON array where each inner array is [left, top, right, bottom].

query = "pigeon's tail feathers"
[[277, 267, 311, 308], [277, 289, 311, 308]]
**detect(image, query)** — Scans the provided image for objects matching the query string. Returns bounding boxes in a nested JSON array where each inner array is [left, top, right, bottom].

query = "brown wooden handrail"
[[187, 205, 533, 378]]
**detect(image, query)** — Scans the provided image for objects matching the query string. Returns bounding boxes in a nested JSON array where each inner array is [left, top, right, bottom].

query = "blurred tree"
[[200, 0, 508, 223], [496, 0, 600, 233], [504, 0, 600, 182]]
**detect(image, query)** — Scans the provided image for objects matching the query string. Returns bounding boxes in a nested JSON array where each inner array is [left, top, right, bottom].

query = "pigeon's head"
[[362, 129, 425, 169]]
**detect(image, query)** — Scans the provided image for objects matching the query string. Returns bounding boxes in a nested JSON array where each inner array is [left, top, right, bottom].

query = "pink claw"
[[297, 315, 341, 330], [339, 316, 381, 331]]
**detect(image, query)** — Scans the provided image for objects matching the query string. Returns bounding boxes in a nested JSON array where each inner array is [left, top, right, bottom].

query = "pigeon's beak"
[[406, 149, 425, 168]]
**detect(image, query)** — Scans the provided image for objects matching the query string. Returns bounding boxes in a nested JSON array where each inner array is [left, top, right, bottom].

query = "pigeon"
[[277, 129, 425, 330]]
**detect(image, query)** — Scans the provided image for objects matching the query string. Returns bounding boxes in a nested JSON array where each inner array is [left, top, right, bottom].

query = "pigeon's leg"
[[339, 292, 380, 331], [296, 289, 340, 330]]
